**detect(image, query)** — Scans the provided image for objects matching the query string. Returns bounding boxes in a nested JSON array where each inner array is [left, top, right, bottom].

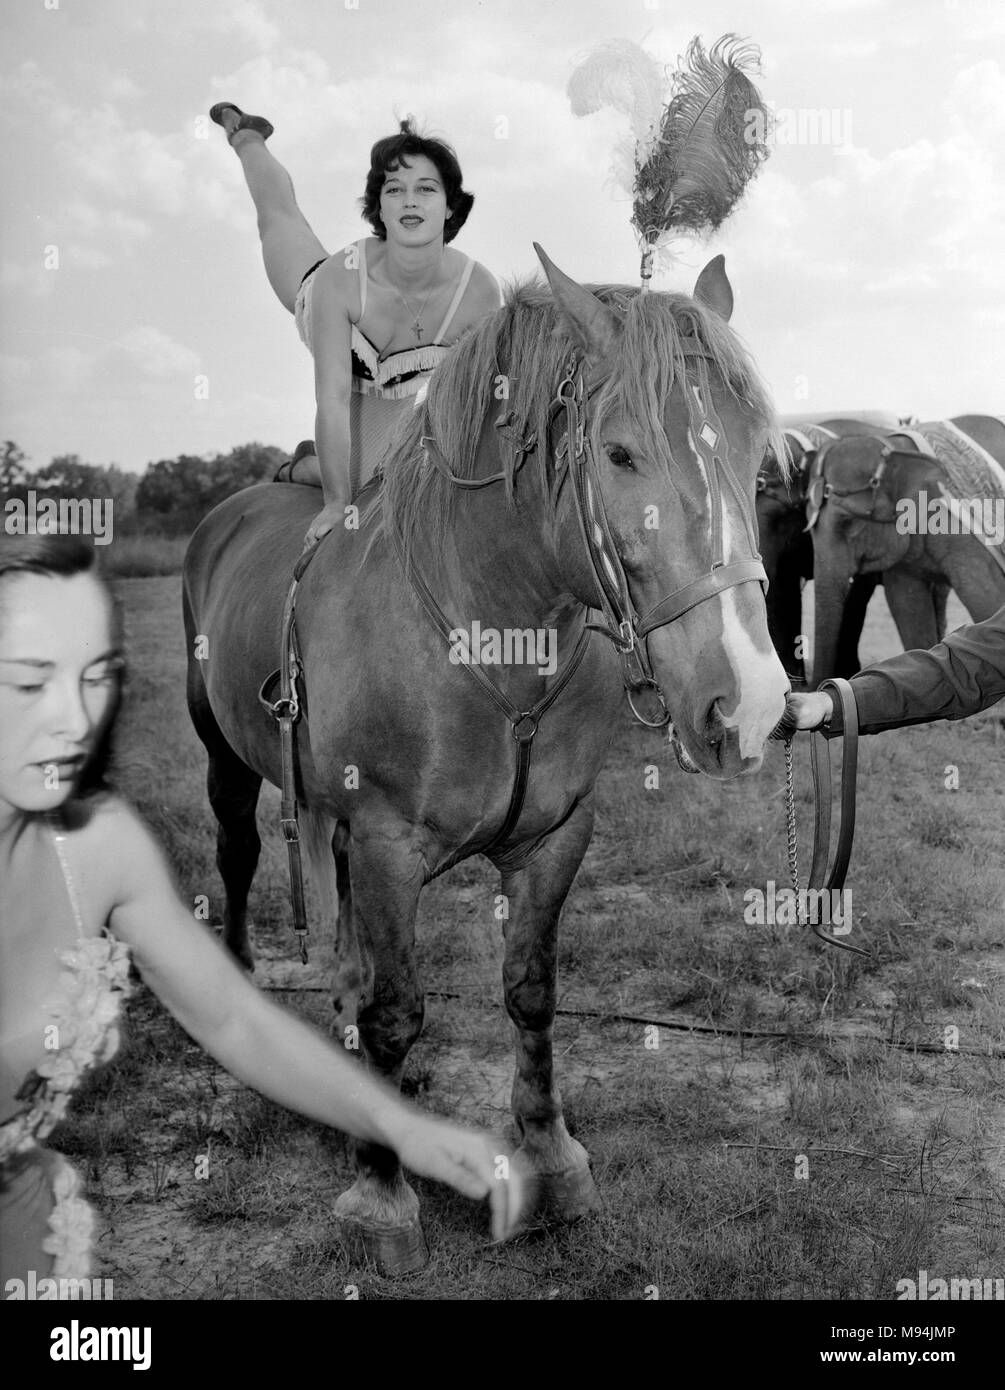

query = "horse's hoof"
[[531, 1163, 601, 1223], [334, 1211, 429, 1276]]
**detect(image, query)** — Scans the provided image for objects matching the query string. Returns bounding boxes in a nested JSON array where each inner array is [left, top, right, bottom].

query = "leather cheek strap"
[[636, 559, 768, 635]]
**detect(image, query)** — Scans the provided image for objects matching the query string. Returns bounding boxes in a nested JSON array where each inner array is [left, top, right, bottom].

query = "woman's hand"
[[390, 1113, 529, 1242], [785, 691, 835, 730], [303, 499, 347, 550]]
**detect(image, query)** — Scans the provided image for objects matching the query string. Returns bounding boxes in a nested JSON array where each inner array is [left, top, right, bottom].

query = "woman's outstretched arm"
[[101, 797, 523, 1238], [303, 260, 355, 547]]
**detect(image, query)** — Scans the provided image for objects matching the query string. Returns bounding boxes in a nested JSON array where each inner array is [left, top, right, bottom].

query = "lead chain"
[[782, 737, 806, 924]]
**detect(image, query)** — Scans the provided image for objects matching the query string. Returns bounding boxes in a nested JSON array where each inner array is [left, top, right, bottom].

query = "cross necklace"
[[394, 281, 437, 341], [390, 255, 444, 341]]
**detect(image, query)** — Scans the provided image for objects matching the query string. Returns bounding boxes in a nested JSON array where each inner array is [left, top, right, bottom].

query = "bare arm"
[[304, 260, 354, 544], [100, 799, 523, 1236], [467, 261, 504, 315]]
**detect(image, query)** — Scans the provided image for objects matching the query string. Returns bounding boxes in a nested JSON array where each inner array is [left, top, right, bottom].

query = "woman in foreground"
[[0, 532, 522, 1288]]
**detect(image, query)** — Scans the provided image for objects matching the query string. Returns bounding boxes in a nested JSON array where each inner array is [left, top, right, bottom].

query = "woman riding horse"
[[210, 105, 501, 546]]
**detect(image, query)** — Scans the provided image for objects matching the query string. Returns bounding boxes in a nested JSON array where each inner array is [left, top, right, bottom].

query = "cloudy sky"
[[1, 0, 1002, 475]]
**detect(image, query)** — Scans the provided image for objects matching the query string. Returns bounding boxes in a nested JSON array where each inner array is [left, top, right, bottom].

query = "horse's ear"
[[533, 243, 622, 361], [693, 254, 733, 322]]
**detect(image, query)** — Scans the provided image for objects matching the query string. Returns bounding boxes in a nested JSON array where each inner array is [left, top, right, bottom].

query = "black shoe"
[[274, 440, 317, 483], [209, 102, 274, 143]]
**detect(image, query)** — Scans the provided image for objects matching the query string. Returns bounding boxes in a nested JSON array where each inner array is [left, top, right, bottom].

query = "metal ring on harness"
[[625, 680, 671, 729]]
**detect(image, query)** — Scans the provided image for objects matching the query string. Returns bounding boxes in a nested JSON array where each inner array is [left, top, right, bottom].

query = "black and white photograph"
[[2, 0, 1003, 1341]]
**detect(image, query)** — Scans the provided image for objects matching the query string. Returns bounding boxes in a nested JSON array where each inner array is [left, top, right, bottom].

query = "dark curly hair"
[[0, 531, 124, 821], [360, 119, 474, 244]]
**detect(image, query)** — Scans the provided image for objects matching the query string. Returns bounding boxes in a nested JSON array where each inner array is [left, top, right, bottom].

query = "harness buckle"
[[512, 712, 540, 743], [280, 817, 300, 845]]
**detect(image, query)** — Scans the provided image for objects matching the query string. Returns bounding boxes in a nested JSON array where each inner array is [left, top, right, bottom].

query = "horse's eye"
[[606, 444, 634, 470]]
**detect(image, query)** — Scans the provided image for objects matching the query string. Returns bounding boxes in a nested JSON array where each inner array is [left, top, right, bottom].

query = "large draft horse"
[[183, 249, 789, 1271]]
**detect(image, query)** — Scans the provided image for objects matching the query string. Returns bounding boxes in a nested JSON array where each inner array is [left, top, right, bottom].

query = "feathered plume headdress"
[[567, 34, 772, 287]]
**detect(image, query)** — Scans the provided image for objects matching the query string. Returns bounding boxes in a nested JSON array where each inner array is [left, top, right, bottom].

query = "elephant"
[[805, 415, 1005, 686], [757, 418, 889, 685]]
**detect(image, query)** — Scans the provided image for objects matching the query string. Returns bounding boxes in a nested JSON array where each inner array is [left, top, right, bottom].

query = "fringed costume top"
[[294, 239, 473, 495]]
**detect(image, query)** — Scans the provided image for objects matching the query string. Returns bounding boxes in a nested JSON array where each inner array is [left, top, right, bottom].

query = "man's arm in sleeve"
[[824, 600, 1005, 736]]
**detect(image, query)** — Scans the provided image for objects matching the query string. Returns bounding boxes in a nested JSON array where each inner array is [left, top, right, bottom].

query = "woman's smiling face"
[[379, 155, 450, 246], [0, 570, 121, 817]]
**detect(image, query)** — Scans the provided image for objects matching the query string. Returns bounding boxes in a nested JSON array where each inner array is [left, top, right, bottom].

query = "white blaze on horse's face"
[[681, 416, 789, 766], [621, 395, 788, 777]]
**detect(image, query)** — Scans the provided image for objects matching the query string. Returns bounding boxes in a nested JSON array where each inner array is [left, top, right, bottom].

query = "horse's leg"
[[932, 580, 949, 643], [330, 830, 428, 1274], [498, 796, 600, 1221], [331, 821, 364, 1035], [186, 685, 262, 971], [300, 812, 368, 1042]]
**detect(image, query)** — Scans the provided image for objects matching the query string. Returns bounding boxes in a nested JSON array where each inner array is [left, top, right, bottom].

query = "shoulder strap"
[[433, 256, 475, 341], [49, 823, 87, 937]]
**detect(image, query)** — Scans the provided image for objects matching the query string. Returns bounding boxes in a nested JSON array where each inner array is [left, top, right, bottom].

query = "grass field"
[[53, 576, 1005, 1300]]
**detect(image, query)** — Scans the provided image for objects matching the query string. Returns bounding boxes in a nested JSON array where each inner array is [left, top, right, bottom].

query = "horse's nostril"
[[705, 700, 727, 746]]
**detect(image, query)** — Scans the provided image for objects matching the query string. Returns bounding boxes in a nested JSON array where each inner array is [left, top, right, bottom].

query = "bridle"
[[420, 340, 768, 733], [756, 427, 831, 510]]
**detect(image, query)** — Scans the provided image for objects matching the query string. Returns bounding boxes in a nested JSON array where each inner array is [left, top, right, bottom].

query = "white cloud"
[[207, 0, 280, 51], [0, 260, 58, 298], [946, 59, 1005, 136], [117, 326, 202, 379]]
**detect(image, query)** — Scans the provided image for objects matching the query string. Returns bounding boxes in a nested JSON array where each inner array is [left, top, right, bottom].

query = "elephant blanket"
[[916, 419, 1005, 554]]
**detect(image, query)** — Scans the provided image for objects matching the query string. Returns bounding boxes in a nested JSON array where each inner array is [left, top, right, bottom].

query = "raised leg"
[[330, 826, 429, 1274], [222, 119, 328, 313], [496, 797, 600, 1221]]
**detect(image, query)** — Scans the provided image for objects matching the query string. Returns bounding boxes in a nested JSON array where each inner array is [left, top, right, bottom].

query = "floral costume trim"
[[0, 825, 131, 1279]]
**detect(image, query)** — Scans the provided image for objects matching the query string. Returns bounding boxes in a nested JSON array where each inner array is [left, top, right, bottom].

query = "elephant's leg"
[[836, 573, 880, 675], [497, 797, 599, 1223], [331, 827, 427, 1275], [769, 553, 808, 684], [883, 567, 942, 651]]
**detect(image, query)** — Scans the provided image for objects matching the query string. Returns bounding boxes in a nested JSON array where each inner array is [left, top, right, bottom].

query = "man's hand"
[[785, 691, 835, 730], [303, 499, 347, 550]]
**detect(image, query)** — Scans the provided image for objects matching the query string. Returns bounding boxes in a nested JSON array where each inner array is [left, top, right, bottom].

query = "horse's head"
[[537, 247, 788, 777]]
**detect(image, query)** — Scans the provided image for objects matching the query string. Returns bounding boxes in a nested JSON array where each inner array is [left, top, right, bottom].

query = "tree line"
[[0, 440, 286, 536]]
